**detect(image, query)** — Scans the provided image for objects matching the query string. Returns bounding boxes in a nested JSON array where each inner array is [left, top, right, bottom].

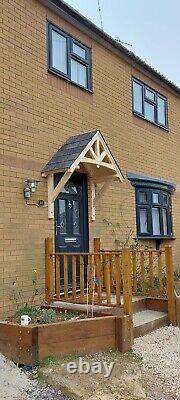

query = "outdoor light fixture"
[[23, 179, 47, 208], [24, 179, 39, 199]]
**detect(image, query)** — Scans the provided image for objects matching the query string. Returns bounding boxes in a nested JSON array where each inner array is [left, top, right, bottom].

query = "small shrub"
[[39, 309, 57, 324], [15, 306, 41, 323]]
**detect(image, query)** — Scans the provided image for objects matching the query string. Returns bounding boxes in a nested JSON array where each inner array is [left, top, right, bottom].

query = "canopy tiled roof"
[[42, 131, 97, 174]]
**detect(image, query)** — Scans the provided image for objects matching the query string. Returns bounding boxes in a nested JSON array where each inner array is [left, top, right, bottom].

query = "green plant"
[[39, 309, 57, 324], [15, 306, 41, 322]]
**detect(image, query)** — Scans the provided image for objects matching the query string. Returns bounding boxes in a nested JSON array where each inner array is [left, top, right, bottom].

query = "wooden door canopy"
[[42, 130, 124, 219]]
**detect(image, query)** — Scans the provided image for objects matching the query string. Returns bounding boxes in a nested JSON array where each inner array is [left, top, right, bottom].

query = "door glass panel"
[[139, 191, 147, 203], [152, 193, 159, 203], [162, 209, 168, 235], [157, 96, 166, 126], [140, 209, 148, 233], [145, 88, 155, 102], [61, 181, 78, 194], [52, 30, 67, 74], [152, 208, 160, 235], [133, 81, 143, 114], [71, 59, 87, 88], [144, 101, 155, 122], [73, 201, 80, 234], [59, 199, 66, 234], [73, 43, 86, 59]]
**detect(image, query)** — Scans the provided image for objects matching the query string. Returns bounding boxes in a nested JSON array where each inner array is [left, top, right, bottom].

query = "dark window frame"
[[132, 77, 168, 130], [135, 187, 173, 238], [47, 22, 92, 92]]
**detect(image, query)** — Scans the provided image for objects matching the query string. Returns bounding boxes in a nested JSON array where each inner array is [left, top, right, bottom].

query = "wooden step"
[[133, 310, 168, 338]]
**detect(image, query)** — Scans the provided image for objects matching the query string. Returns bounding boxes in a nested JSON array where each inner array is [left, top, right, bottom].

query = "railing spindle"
[[132, 251, 137, 293], [88, 254, 93, 303], [95, 252, 102, 305], [63, 255, 68, 302], [105, 254, 111, 305], [55, 255, 60, 300], [79, 255, 84, 303], [140, 251, 145, 295], [115, 253, 121, 305], [158, 252, 163, 294], [149, 251, 154, 294], [72, 255, 76, 303]]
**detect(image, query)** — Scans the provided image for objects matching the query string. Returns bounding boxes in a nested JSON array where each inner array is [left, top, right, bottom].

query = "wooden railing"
[[45, 238, 177, 325]]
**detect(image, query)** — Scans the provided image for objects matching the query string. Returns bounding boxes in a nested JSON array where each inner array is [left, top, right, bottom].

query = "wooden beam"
[[47, 173, 54, 219], [51, 170, 73, 203], [94, 180, 111, 204]]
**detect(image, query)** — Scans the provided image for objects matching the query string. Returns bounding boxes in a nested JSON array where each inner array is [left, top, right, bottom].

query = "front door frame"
[[54, 171, 89, 254]]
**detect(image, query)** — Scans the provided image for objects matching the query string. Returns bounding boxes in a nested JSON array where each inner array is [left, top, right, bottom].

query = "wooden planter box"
[[0, 315, 131, 366]]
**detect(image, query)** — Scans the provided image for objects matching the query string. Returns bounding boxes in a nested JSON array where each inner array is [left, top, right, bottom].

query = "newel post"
[[93, 237, 100, 253], [122, 248, 133, 345], [45, 238, 53, 304], [165, 246, 177, 325]]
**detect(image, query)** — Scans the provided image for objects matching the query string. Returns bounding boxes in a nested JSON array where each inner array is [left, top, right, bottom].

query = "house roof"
[[39, 0, 180, 96], [42, 129, 124, 181]]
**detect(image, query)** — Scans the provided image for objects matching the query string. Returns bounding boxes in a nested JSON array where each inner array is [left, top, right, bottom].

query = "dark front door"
[[54, 172, 89, 288]]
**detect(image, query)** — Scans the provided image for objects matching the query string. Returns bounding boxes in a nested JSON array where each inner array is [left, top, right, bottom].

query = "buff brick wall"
[[1, 0, 180, 316]]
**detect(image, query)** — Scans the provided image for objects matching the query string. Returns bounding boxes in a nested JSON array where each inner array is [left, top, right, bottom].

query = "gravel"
[[0, 354, 69, 400], [133, 325, 180, 399]]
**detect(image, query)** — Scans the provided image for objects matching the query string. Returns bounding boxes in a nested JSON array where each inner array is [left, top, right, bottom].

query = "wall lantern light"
[[23, 179, 47, 208], [24, 179, 39, 199]]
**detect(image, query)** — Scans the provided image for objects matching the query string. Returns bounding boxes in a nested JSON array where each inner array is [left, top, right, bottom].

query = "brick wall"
[[1, 0, 180, 316]]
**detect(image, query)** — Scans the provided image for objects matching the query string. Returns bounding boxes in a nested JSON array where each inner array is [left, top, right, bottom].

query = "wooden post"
[[93, 237, 100, 253], [45, 238, 53, 304], [122, 248, 133, 344], [165, 246, 176, 325]]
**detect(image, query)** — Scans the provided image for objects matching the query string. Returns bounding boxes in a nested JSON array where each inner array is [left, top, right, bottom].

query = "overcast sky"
[[65, 0, 180, 87]]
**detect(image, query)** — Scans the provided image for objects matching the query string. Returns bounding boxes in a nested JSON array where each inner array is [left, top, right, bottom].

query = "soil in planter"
[[6, 308, 88, 325]]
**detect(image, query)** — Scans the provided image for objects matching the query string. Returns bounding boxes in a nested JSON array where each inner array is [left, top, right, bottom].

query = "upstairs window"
[[132, 78, 168, 129], [48, 23, 91, 91]]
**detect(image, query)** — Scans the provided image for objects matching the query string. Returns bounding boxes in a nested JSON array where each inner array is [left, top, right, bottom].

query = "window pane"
[[144, 101, 155, 122], [52, 30, 67, 74], [152, 208, 160, 235], [133, 81, 143, 114], [73, 43, 86, 59], [73, 201, 80, 234], [162, 209, 168, 235], [145, 88, 155, 102], [152, 193, 159, 203], [163, 194, 168, 205], [139, 192, 147, 203], [71, 59, 87, 88], [61, 181, 78, 194], [59, 199, 66, 234], [140, 209, 148, 233], [157, 97, 166, 126]]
